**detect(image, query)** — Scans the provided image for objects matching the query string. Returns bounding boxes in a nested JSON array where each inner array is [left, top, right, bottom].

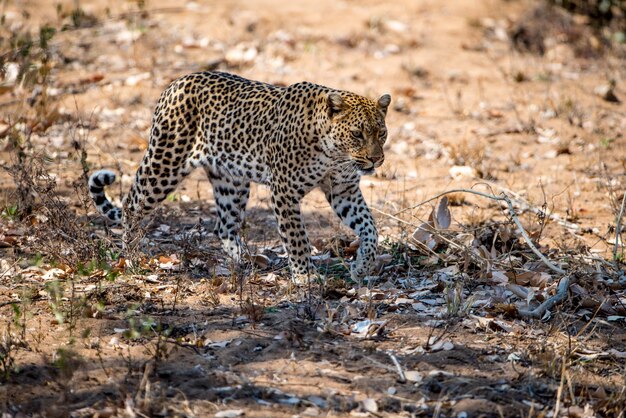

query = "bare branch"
[[517, 276, 571, 319]]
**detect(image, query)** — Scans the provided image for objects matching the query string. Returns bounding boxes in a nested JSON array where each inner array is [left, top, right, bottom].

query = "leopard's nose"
[[369, 155, 384, 167]]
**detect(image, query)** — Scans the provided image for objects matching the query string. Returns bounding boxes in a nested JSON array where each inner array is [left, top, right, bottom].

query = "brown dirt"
[[1, 0, 625, 417]]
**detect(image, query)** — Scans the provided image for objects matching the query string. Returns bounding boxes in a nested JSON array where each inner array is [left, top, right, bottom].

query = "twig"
[[553, 347, 568, 418], [506, 283, 530, 300], [387, 351, 406, 383], [135, 361, 154, 405], [501, 193, 566, 275], [517, 276, 571, 319], [165, 338, 202, 355], [613, 191, 626, 263], [481, 180, 581, 232]]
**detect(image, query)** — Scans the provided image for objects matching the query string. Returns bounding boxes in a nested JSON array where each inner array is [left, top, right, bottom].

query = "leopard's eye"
[[379, 129, 387, 138], [351, 130, 363, 139]]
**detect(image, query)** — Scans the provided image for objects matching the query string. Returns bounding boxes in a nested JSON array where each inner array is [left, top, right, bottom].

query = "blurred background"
[[1, 1, 626, 416]]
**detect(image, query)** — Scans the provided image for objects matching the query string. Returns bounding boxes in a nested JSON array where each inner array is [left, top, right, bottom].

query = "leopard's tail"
[[89, 170, 122, 224]]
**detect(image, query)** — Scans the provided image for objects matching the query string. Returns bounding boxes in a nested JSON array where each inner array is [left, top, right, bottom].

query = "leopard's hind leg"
[[121, 96, 201, 247], [204, 167, 251, 261]]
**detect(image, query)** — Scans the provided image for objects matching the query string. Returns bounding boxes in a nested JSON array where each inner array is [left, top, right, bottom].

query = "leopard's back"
[[150, 71, 284, 183]]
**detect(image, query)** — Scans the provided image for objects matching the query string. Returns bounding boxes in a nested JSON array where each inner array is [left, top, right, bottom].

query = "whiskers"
[[333, 158, 359, 179]]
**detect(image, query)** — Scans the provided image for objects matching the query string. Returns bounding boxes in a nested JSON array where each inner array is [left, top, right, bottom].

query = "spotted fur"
[[89, 71, 391, 283]]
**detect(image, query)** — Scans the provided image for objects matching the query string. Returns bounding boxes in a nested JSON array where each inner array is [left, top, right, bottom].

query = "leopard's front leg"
[[321, 178, 378, 283], [270, 187, 315, 284]]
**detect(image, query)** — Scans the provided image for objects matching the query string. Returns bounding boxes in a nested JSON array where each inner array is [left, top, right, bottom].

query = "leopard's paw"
[[350, 257, 375, 286], [292, 273, 310, 286], [221, 237, 244, 263], [291, 271, 325, 286]]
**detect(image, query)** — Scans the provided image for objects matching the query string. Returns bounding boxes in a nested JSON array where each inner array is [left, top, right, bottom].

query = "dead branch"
[[501, 193, 566, 275], [517, 276, 571, 319], [517, 276, 570, 319], [506, 283, 530, 300]]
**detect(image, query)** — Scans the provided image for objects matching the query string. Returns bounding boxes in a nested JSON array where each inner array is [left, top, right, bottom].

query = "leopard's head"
[[324, 92, 391, 175]]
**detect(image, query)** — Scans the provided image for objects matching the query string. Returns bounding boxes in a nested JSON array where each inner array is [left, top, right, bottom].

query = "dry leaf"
[[215, 410, 245, 418], [430, 339, 454, 351], [248, 253, 271, 269], [205, 339, 232, 348], [395, 297, 414, 305], [351, 319, 387, 338], [404, 370, 423, 382], [489, 270, 509, 285], [509, 271, 551, 288], [434, 196, 451, 229], [362, 398, 378, 413], [412, 222, 437, 250]]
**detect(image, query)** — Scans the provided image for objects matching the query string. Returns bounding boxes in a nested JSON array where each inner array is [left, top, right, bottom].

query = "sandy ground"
[[1, 0, 625, 417]]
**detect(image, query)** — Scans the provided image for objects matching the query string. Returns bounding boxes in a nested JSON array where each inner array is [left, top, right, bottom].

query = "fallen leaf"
[[434, 196, 451, 229], [430, 339, 454, 352], [404, 370, 423, 382], [395, 297, 414, 305], [205, 339, 232, 348], [436, 265, 459, 276], [248, 253, 271, 269], [215, 410, 245, 418], [43, 268, 67, 281], [412, 302, 427, 311], [508, 271, 551, 288], [351, 319, 387, 338], [411, 223, 437, 250], [362, 398, 378, 413], [489, 270, 509, 285]]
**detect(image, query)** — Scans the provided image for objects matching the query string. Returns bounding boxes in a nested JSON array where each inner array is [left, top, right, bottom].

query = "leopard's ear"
[[378, 94, 391, 114], [327, 92, 345, 118]]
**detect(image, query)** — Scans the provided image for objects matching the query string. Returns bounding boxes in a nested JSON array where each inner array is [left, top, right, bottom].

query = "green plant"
[[444, 281, 474, 317], [45, 280, 65, 325], [30, 253, 44, 266], [1, 204, 18, 220], [11, 296, 28, 341], [599, 137, 615, 149], [0, 323, 17, 382]]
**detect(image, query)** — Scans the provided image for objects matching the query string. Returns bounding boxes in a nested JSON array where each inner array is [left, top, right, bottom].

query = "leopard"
[[89, 71, 391, 284]]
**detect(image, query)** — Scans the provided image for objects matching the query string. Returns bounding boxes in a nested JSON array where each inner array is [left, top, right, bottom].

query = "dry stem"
[[614, 191, 626, 263], [387, 351, 406, 383]]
